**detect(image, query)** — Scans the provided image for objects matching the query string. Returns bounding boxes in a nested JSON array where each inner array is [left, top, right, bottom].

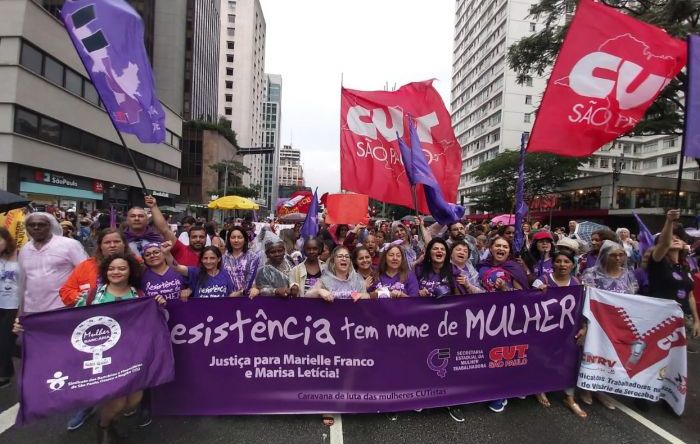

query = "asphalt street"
[[0, 338, 698, 444]]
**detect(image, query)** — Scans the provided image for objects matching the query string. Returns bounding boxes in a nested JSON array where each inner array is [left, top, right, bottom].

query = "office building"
[[262, 73, 282, 211], [0, 0, 183, 212], [218, 0, 266, 191], [278, 145, 304, 188], [184, 0, 220, 121]]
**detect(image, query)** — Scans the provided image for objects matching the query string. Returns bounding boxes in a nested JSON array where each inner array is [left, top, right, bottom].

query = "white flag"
[[577, 287, 687, 415]]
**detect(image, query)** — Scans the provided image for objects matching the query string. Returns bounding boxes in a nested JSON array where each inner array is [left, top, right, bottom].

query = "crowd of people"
[[1, 196, 699, 443]]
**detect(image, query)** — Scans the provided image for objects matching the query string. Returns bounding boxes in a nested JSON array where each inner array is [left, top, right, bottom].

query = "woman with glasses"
[[306, 247, 367, 302], [140, 242, 189, 301]]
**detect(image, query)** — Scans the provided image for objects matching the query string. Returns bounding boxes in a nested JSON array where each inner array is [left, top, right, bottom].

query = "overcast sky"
[[260, 0, 456, 195]]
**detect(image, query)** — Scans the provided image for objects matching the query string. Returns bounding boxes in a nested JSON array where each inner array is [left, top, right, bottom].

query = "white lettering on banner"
[[346, 106, 439, 143]]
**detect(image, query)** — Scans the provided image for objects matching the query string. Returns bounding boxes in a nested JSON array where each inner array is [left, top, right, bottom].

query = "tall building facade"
[[262, 73, 282, 211], [278, 145, 304, 188], [184, 0, 220, 121], [451, 0, 546, 213], [218, 0, 266, 192], [0, 0, 184, 212], [451, 0, 698, 214]]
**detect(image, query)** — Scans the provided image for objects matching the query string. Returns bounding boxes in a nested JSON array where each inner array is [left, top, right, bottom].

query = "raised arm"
[[144, 195, 177, 243], [161, 241, 188, 276], [652, 209, 680, 263]]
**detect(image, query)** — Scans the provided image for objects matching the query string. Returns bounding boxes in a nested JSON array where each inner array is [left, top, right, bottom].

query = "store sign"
[[152, 190, 169, 198], [34, 170, 79, 188], [93, 181, 104, 193], [23, 168, 103, 196]]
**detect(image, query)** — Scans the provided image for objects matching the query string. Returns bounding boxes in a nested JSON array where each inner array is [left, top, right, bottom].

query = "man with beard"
[[145, 196, 205, 266], [446, 221, 479, 265]]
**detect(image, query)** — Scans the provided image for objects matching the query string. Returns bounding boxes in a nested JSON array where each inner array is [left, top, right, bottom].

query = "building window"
[[530, 22, 536, 32], [228, 14, 235, 23], [226, 68, 233, 76], [225, 94, 232, 102], [663, 138, 676, 148], [523, 113, 531, 123], [225, 80, 233, 89], [662, 155, 678, 166], [227, 41, 234, 50], [43, 56, 64, 85], [14, 108, 39, 137], [39, 116, 61, 145], [525, 95, 532, 105], [524, 76, 533, 87], [20, 43, 43, 75], [227, 28, 235, 37], [225, 107, 232, 115], [600, 158, 609, 169], [65, 69, 83, 96], [226, 54, 234, 63]]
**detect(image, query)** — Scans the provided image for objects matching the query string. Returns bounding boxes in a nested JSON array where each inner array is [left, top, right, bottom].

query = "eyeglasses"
[[143, 250, 162, 258], [335, 254, 351, 259]]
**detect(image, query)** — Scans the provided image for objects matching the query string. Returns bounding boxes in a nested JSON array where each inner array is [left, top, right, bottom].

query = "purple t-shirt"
[[187, 267, 236, 298], [141, 267, 187, 300], [377, 272, 420, 297]]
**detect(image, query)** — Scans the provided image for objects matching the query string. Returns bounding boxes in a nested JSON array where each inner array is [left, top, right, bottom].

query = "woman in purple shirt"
[[416, 238, 455, 298], [376, 245, 419, 298], [221, 226, 260, 298], [141, 242, 189, 301], [166, 245, 236, 298]]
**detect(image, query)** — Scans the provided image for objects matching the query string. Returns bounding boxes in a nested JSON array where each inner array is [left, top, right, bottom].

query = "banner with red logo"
[[340, 81, 461, 212], [528, 0, 687, 156], [277, 191, 313, 216], [578, 288, 687, 414]]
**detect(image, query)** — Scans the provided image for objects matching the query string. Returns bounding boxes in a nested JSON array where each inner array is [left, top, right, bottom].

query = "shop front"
[[18, 167, 104, 212]]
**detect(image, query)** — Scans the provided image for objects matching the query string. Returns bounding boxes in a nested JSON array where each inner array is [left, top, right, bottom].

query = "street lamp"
[[610, 152, 624, 209]]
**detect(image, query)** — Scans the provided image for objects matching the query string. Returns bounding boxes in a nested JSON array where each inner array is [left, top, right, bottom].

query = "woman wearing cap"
[[416, 238, 456, 298], [221, 226, 260, 298], [524, 231, 555, 282], [532, 249, 588, 418], [647, 209, 700, 340], [449, 240, 483, 295], [306, 246, 367, 302]]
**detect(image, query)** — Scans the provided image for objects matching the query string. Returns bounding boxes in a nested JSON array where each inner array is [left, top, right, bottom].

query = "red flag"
[[325, 194, 369, 225], [528, 0, 686, 156], [277, 191, 313, 216], [340, 80, 461, 212]]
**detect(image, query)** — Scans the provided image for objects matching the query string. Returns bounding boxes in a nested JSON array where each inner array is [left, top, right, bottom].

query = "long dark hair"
[[198, 246, 222, 287], [99, 253, 142, 289], [421, 238, 455, 292], [225, 226, 249, 254], [0, 227, 17, 258]]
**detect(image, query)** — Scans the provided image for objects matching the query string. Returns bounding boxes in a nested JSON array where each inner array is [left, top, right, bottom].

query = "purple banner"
[[153, 286, 584, 415], [18, 298, 174, 424]]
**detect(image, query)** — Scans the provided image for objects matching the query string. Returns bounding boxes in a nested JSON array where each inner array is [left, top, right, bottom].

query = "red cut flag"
[[527, 0, 686, 156], [340, 80, 461, 212], [325, 194, 369, 225]]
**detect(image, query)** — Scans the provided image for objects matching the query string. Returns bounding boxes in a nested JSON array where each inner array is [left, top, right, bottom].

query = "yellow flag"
[[0, 209, 27, 248]]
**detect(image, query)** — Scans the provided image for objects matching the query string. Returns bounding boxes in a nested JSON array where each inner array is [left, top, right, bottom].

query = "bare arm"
[[161, 241, 188, 276], [144, 195, 176, 242], [652, 209, 680, 263]]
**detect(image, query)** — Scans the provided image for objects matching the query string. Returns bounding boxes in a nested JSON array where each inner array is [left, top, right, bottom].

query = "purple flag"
[[17, 298, 174, 424], [685, 35, 700, 159], [513, 133, 529, 254], [60, 0, 166, 143], [633, 211, 655, 253], [152, 286, 584, 415], [300, 189, 320, 239], [398, 117, 465, 225]]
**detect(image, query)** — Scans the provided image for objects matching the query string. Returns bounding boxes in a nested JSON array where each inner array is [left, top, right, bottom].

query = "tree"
[[507, 0, 700, 136], [188, 117, 240, 148], [468, 151, 586, 213], [368, 198, 413, 220], [207, 185, 259, 199], [209, 160, 250, 192]]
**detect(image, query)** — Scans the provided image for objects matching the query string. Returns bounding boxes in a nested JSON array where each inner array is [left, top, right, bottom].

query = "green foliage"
[[207, 186, 259, 199], [188, 117, 239, 148], [507, 0, 700, 136], [469, 151, 586, 213]]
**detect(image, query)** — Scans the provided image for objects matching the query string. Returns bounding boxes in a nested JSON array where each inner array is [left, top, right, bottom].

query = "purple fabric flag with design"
[[633, 211, 655, 253], [685, 35, 700, 159], [17, 298, 174, 425], [300, 189, 320, 239], [513, 133, 529, 254], [60, 0, 166, 143], [398, 117, 465, 225]]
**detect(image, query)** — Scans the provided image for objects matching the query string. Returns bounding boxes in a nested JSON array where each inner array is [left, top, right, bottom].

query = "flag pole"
[[513, 133, 528, 255], [675, 36, 692, 209]]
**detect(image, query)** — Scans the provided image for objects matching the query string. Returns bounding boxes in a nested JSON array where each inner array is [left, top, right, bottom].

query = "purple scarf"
[[476, 258, 529, 289], [123, 225, 163, 244]]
